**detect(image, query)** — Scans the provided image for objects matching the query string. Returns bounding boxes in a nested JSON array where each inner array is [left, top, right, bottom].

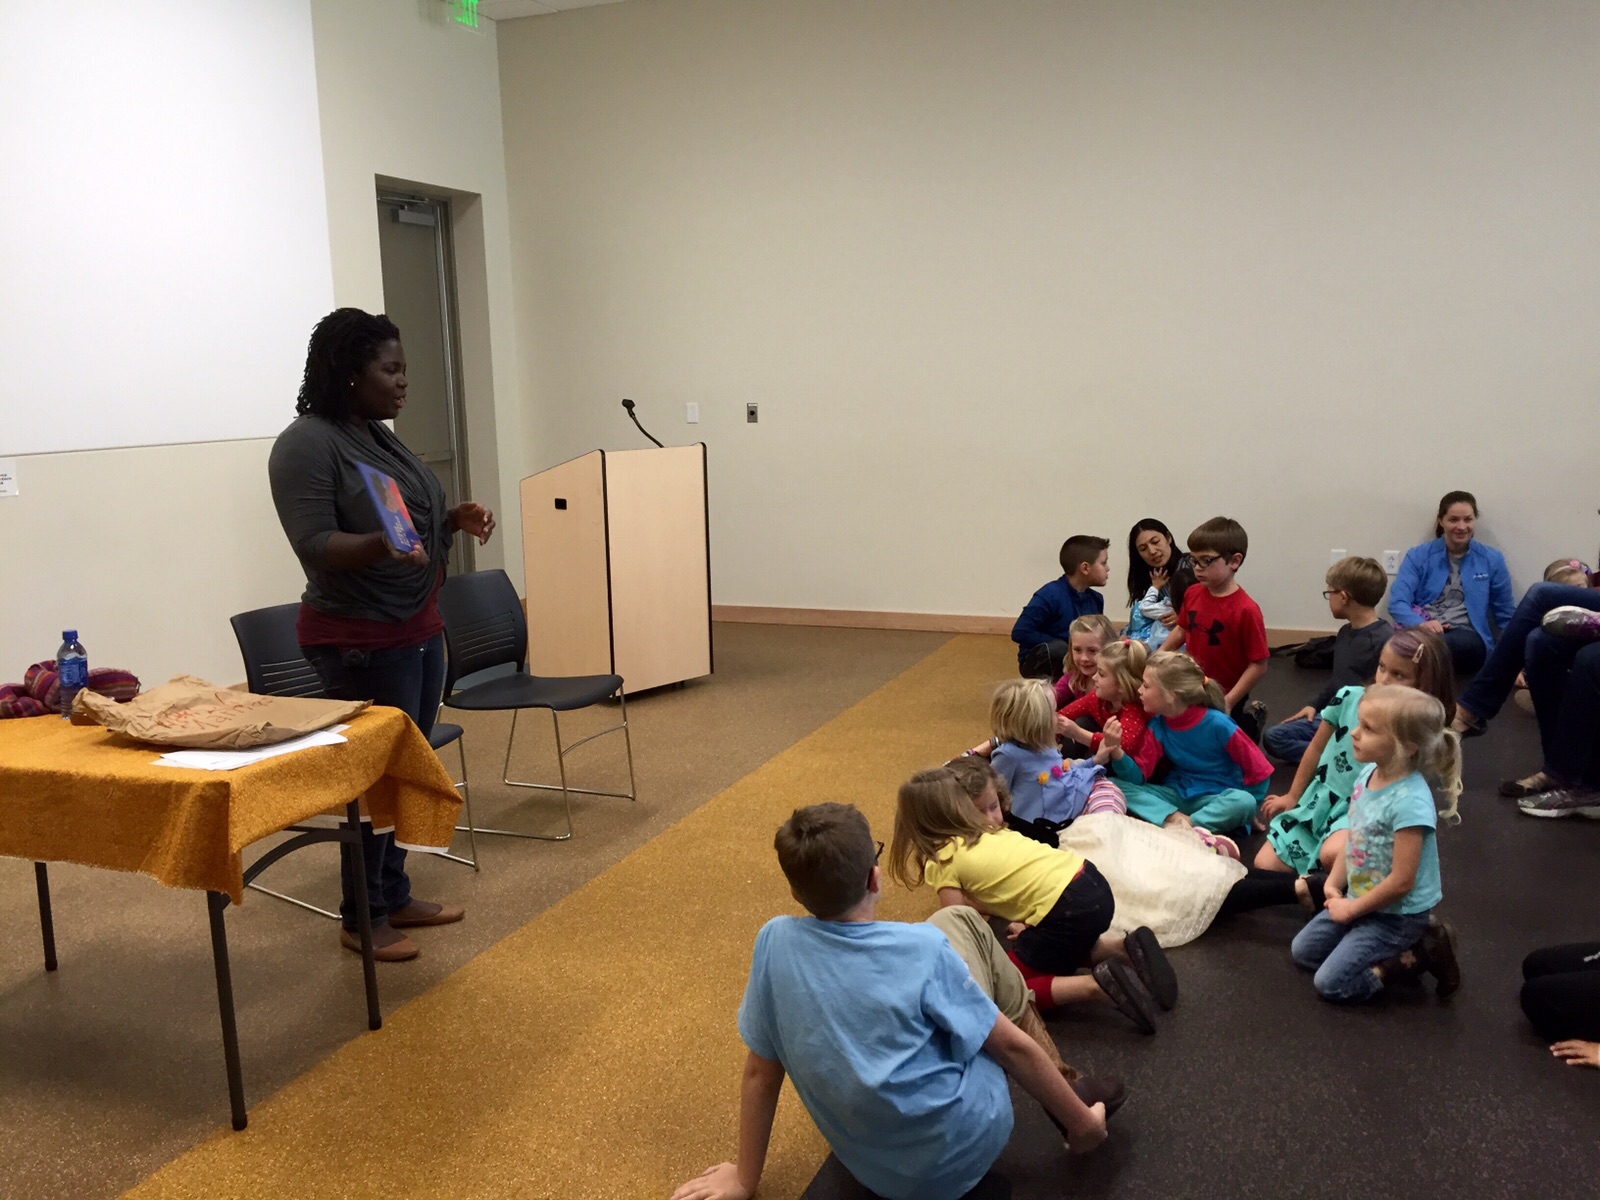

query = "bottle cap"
[[63, 630, 77, 642]]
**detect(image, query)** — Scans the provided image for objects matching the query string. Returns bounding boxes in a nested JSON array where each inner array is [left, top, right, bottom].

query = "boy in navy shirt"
[[1013, 534, 1110, 677], [673, 804, 1107, 1200]]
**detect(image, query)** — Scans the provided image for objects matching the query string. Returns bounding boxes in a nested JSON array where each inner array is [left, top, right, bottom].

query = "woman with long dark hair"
[[1123, 519, 1194, 651], [268, 308, 496, 962]]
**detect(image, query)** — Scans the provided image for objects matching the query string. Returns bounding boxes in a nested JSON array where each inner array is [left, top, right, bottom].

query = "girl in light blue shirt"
[[1290, 685, 1463, 1004]]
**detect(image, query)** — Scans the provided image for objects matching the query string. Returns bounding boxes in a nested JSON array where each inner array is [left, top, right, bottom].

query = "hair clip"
[[1412, 643, 1426, 664]]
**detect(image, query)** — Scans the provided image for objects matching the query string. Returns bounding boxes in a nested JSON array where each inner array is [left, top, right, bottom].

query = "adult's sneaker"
[[1517, 787, 1600, 819], [1542, 606, 1600, 642]]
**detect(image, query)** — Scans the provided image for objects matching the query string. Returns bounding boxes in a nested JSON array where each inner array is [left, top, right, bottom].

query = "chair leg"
[[618, 690, 637, 802], [440, 735, 479, 869], [245, 880, 340, 921], [475, 708, 574, 842]]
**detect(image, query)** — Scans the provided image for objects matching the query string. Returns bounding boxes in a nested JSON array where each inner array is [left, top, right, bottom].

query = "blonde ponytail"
[[1362, 684, 1463, 823], [1146, 651, 1226, 712]]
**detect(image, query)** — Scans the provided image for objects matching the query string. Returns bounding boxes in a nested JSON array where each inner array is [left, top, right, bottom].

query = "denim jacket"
[[1388, 538, 1515, 651]]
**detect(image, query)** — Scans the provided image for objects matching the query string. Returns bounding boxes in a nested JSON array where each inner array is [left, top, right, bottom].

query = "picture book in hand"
[[356, 463, 424, 555]]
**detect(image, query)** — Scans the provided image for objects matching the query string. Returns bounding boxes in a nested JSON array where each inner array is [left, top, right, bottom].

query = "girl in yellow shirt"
[[889, 766, 1176, 1035]]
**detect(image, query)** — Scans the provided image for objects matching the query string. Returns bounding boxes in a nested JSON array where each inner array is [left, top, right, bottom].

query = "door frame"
[[377, 190, 474, 573]]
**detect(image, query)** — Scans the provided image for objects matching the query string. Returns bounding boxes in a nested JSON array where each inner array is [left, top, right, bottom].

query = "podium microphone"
[[621, 397, 664, 448]]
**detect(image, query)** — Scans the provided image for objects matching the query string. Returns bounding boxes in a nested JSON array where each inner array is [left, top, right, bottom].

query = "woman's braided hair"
[[295, 308, 401, 420]]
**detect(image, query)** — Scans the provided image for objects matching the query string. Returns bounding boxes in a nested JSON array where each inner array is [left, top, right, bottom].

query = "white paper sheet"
[[155, 725, 349, 771]]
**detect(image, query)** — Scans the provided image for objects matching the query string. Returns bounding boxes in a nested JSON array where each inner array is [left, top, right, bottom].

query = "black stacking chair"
[[437, 569, 636, 843], [228, 605, 477, 920]]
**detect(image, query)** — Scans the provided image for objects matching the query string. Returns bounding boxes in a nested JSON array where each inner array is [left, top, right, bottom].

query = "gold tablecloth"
[[0, 707, 462, 903]]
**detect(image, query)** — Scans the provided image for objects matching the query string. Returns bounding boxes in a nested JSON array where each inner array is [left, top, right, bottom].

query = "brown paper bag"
[[73, 675, 371, 749]]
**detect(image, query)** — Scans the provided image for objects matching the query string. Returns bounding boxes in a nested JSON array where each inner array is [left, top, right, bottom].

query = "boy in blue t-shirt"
[[672, 804, 1108, 1200]]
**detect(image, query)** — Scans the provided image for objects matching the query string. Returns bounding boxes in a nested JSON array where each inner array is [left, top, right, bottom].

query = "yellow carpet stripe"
[[121, 634, 1012, 1200]]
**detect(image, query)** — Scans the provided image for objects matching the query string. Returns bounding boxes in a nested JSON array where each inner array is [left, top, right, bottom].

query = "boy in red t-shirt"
[[1160, 516, 1270, 741]]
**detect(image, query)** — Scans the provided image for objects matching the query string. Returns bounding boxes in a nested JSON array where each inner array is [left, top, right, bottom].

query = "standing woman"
[[1123, 520, 1195, 652], [1387, 490, 1515, 676], [269, 308, 496, 962]]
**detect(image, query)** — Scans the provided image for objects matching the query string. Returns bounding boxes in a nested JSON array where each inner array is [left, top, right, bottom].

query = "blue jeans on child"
[[1263, 717, 1317, 764], [1291, 909, 1432, 1003], [303, 634, 446, 932]]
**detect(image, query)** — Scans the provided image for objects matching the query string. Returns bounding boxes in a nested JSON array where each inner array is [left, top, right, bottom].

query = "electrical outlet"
[[1329, 548, 1347, 566], [686, 402, 699, 424], [746, 403, 759, 424], [1383, 550, 1401, 574]]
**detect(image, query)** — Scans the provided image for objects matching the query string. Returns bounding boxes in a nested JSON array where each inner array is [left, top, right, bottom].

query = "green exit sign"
[[453, 0, 479, 28]]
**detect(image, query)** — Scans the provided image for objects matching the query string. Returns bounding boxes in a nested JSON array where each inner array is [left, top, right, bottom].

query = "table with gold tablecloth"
[[0, 706, 463, 1129]]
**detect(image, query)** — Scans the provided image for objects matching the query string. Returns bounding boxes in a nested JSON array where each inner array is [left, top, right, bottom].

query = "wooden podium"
[[519, 445, 712, 694]]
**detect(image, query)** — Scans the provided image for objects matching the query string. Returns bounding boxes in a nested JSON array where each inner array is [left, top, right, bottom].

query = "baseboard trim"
[[711, 605, 1013, 635], [711, 605, 1333, 645]]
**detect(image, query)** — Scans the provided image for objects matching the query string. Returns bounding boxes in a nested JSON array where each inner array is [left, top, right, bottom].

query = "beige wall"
[[312, 0, 525, 598], [497, 0, 1600, 632], [0, 1, 524, 687]]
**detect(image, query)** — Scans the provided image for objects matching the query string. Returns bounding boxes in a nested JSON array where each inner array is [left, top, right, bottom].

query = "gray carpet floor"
[[804, 664, 1600, 1200]]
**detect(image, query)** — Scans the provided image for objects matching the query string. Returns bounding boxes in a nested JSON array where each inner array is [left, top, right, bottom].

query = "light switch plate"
[[686, 402, 699, 424]]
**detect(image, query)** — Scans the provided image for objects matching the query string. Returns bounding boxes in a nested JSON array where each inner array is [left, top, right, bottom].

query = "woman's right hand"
[[1419, 619, 1446, 635], [1158, 609, 1180, 629], [370, 530, 427, 567]]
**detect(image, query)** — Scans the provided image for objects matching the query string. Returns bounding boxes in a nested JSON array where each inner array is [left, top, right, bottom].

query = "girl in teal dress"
[[1254, 628, 1455, 875]]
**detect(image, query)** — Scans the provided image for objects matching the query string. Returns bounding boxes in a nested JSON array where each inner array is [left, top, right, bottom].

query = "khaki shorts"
[[925, 906, 1030, 1025]]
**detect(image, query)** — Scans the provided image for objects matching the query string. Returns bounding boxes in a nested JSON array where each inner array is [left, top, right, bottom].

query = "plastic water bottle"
[[57, 630, 87, 720]]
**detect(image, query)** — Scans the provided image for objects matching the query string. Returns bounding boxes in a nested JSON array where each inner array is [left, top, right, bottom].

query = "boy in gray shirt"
[[1263, 557, 1392, 763]]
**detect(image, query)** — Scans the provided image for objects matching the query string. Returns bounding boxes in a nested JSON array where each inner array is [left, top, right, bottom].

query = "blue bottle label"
[[60, 658, 88, 691]]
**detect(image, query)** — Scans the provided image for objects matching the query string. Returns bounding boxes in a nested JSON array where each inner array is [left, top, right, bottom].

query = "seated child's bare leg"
[[1048, 973, 1109, 1007], [1253, 841, 1292, 872], [1088, 934, 1128, 965], [1317, 830, 1348, 871]]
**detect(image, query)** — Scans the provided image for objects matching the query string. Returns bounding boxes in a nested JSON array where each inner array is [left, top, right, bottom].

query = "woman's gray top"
[[268, 415, 452, 623]]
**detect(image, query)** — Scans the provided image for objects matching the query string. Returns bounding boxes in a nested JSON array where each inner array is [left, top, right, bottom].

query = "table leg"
[[206, 890, 248, 1131], [344, 801, 381, 1031], [33, 862, 57, 972]]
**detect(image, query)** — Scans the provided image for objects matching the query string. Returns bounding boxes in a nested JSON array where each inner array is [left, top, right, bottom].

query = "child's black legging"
[[1521, 943, 1600, 1042], [1218, 868, 1301, 917]]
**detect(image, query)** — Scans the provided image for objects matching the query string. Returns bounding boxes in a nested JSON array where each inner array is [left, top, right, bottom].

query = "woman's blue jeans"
[[1458, 583, 1600, 722], [303, 635, 445, 931]]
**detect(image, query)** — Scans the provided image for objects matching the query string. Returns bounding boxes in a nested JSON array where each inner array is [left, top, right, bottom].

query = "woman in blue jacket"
[[1388, 490, 1515, 675]]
